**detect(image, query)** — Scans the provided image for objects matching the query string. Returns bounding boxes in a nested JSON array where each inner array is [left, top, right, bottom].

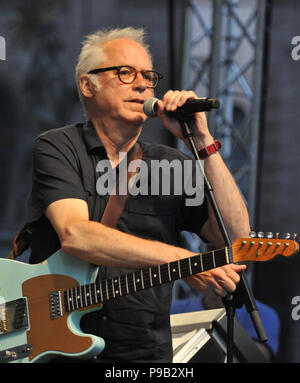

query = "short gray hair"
[[75, 27, 152, 106]]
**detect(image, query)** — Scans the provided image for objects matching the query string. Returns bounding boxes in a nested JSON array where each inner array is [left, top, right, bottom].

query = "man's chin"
[[125, 112, 147, 127]]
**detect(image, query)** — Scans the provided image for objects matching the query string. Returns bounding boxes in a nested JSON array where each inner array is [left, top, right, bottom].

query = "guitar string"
[[64, 247, 231, 310]]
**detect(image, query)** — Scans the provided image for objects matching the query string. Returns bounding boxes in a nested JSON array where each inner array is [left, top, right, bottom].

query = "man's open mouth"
[[128, 99, 144, 104]]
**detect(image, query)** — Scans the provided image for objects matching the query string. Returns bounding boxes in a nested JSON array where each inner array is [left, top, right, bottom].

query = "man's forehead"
[[101, 38, 152, 66]]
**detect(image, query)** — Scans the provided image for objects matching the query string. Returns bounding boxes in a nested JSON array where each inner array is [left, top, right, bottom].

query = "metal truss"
[[179, 0, 268, 225]]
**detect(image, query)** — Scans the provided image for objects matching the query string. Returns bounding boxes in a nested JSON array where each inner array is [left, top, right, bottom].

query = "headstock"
[[232, 231, 299, 263]]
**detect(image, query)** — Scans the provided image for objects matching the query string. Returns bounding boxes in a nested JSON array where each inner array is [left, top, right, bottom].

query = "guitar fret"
[[94, 283, 99, 303], [118, 277, 122, 296], [72, 288, 76, 310], [83, 285, 88, 307], [72, 287, 78, 310], [72, 288, 78, 310], [88, 284, 92, 305], [99, 282, 103, 302], [78, 287, 82, 306], [72, 287, 76, 309], [133, 272, 137, 292], [167, 263, 171, 281], [225, 247, 230, 264], [212, 250, 216, 268], [105, 280, 109, 300], [200, 254, 203, 272], [158, 265, 162, 284], [178, 260, 181, 279], [125, 274, 129, 294], [92, 284, 98, 304], [188, 257, 192, 275], [141, 270, 144, 289], [79, 286, 84, 308], [149, 267, 153, 287]]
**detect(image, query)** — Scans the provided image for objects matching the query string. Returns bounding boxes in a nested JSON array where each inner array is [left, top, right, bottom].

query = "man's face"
[[90, 38, 155, 127]]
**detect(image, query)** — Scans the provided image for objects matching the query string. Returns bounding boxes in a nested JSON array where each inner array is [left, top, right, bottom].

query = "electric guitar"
[[0, 236, 298, 363]]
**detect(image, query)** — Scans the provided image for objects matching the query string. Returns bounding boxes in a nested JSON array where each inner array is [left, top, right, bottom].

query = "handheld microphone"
[[143, 97, 220, 119]]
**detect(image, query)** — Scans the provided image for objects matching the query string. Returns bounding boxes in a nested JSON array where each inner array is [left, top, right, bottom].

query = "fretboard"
[[64, 247, 232, 313]]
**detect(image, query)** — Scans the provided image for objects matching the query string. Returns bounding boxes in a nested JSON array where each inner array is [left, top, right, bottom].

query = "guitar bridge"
[[0, 298, 28, 336], [0, 344, 33, 363]]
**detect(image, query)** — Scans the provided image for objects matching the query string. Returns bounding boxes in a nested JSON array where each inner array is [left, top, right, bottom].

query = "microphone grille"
[[143, 97, 158, 118]]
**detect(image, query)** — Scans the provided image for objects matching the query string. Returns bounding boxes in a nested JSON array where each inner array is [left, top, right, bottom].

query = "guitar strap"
[[8, 222, 32, 260], [100, 142, 142, 228], [8, 142, 143, 260]]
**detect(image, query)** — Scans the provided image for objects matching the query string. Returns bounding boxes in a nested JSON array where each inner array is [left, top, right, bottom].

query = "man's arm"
[[46, 198, 193, 268], [46, 198, 246, 297], [156, 90, 250, 296], [156, 89, 251, 247]]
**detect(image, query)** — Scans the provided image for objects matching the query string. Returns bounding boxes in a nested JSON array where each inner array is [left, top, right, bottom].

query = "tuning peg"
[[249, 231, 256, 238], [266, 232, 273, 238], [284, 232, 291, 239], [293, 233, 298, 240], [275, 232, 280, 239], [257, 231, 264, 238]]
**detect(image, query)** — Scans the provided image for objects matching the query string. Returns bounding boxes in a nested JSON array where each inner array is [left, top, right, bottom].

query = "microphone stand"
[[177, 115, 267, 363]]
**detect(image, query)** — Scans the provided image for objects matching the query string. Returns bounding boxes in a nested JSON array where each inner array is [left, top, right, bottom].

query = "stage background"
[[0, 0, 300, 362]]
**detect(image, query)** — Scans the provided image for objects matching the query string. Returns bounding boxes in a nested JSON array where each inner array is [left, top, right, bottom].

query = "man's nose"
[[132, 71, 148, 90]]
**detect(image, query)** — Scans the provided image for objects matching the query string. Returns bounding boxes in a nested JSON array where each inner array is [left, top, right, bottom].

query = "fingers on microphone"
[[162, 90, 197, 111]]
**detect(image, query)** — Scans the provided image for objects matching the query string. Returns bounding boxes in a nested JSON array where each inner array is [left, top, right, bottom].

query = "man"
[[28, 27, 249, 362]]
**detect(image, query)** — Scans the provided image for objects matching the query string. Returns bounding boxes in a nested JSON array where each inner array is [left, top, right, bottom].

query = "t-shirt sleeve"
[[27, 132, 87, 222], [179, 196, 209, 236]]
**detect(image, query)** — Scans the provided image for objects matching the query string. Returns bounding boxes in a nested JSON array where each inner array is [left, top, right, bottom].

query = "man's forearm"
[[202, 151, 251, 246], [61, 219, 193, 268]]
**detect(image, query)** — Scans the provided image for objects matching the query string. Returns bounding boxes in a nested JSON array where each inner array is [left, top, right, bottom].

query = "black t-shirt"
[[27, 121, 208, 362]]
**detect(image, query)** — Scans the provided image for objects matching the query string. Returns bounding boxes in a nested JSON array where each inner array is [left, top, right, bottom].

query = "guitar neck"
[[64, 247, 232, 313]]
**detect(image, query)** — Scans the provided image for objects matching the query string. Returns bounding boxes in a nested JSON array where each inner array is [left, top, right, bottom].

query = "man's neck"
[[91, 117, 142, 166]]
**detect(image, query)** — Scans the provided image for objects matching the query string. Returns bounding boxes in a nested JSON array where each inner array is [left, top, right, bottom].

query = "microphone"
[[143, 97, 220, 119]]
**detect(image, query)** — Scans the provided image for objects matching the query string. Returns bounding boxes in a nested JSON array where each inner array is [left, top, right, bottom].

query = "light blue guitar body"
[[0, 250, 105, 363]]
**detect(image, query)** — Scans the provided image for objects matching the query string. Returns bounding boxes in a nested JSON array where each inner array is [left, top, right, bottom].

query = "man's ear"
[[79, 74, 94, 99]]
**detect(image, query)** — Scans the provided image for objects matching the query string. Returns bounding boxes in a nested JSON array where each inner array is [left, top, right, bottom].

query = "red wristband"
[[197, 140, 221, 159]]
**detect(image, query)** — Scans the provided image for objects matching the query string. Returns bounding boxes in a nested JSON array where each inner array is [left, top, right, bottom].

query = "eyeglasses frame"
[[87, 65, 163, 88]]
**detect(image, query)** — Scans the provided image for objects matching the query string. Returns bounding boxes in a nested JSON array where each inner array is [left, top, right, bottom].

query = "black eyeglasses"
[[87, 65, 163, 88]]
